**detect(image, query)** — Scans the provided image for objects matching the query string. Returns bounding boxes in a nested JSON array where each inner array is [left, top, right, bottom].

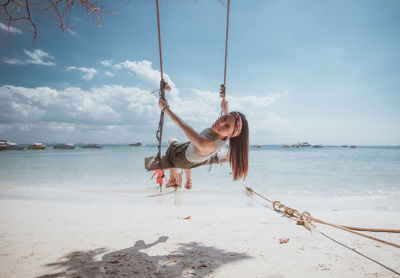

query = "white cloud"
[[114, 60, 175, 89], [240, 94, 279, 107], [0, 61, 290, 143], [104, 71, 114, 77], [0, 22, 23, 34], [100, 60, 113, 67], [0, 85, 157, 127], [67, 66, 98, 80], [3, 49, 56, 66], [67, 29, 79, 37], [23, 49, 56, 66], [2, 57, 25, 65]]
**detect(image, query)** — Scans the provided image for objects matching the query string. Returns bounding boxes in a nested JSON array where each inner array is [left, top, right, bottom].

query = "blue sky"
[[1, 0, 399, 145]]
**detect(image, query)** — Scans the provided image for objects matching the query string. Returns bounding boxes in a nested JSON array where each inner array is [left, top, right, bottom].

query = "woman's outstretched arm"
[[158, 99, 214, 153]]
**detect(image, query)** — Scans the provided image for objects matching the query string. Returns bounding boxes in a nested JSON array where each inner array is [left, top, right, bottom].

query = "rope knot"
[[219, 84, 226, 98], [296, 211, 316, 232]]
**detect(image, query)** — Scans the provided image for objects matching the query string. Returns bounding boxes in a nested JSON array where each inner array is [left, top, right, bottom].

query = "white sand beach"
[[0, 190, 399, 278]]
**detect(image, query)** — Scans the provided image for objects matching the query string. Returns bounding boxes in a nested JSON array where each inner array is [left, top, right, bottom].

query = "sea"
[[1, 145, 399, 211]]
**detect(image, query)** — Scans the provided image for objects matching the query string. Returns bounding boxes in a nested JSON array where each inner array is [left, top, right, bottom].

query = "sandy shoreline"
[[0, 191, 399, 278]]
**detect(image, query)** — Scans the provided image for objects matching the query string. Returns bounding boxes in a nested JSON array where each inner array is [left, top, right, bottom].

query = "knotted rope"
[[154, 0, 167, 164], [219, 0, 230, 115], [245, 187, 400, 249]]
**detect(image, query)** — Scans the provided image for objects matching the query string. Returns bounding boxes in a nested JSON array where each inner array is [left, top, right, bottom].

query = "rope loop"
[[272, 201, 281, 212]]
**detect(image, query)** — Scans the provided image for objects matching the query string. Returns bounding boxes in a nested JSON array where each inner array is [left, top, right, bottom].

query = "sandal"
[[166, 179, 179, 188], [184, 180, 192, 189]]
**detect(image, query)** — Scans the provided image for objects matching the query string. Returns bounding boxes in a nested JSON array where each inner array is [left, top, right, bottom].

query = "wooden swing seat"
[[145, 149, 228, 171]]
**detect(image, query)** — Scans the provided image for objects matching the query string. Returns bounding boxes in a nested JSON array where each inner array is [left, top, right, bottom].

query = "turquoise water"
[[1, 145, 399, 209]]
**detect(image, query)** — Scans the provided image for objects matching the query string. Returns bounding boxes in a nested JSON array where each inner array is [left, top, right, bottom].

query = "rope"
[[155, 0, 166, 163], [218, 0, 230, 115], [223, 0, 231, 87], [245, 187, 400, 249], [156, 0, 163, 80], [155, 80, 166, 162]]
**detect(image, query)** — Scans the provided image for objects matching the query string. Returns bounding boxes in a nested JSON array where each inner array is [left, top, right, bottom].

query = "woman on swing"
[[158, 85, 249, 188]]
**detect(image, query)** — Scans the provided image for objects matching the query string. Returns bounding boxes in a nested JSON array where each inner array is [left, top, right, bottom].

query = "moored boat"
[[0, 140, 7, 151], [6, 142, 25, 150], [300, 142, 311, 147], [28, 143, 46, 150], [129, 142, 144, 147], [313, 144, 323, 148], [82, 144, 102, 149], [54, 143, 76, 149]]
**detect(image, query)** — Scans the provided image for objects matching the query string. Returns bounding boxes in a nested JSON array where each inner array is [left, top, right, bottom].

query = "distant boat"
[[299, 142, 311, 147], [130, 142, 144, 147], [255, 145, 262, 148], [0, 140, 7, 151], [82, 144, 102, 149], [313, 144, 323, 148], [341, 145, 348, 148], [5, 142, 25, 150], [28, 143, 46, 150], [349, 145, 357, 148], [54, 143, 76, 149], [282, 145, 290, 148]]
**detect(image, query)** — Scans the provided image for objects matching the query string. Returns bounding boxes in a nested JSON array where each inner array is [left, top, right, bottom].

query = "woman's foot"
[[184, 180, 192, 189], [166, 178, 179, 188]]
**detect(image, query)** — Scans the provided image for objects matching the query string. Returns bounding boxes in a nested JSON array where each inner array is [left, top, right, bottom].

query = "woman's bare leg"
[[177, 170, 183, 188], [166, 168, 178, 187], [184, 169, 192, 189]]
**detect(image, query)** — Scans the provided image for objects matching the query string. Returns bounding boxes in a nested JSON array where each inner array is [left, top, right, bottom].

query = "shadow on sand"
[[37, 236, 251, 278]]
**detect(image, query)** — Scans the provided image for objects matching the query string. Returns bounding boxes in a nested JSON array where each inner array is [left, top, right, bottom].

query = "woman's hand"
[[221, 98, 229, 115], [158, 98, 169, 110]]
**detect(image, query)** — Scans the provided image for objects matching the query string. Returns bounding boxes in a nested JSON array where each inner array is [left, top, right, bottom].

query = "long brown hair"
[[229, 112, 249, 180]]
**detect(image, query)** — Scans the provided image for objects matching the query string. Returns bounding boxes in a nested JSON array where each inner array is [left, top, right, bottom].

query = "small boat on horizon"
[[350, 145, 357, 148], [299, 142, 311, 147], [28, 143, 46, 150], [130, 142, 144, 147], [0, 140, 7, 151], [82, 144, 102, 149], [54, 143, 76, 149], [5, 142, 25, 150], [313, 144, 323, 148]]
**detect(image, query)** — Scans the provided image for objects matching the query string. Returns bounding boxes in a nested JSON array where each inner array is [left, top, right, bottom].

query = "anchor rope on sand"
[[245, 186, 400, 249]]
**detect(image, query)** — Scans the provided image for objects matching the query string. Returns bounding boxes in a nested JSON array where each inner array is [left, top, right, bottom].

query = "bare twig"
[[0, 0, 128, 46]]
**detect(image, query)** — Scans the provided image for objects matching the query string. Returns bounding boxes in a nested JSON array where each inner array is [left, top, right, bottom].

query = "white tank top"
[[185, 128, 228, 164]]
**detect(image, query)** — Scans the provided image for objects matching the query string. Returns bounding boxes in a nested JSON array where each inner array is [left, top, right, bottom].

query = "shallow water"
[[0, 145, 399, 210]]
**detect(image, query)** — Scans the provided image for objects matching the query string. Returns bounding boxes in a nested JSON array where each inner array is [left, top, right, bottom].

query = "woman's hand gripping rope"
[[220, 85, 228, 116], [159, 98, 169, 112]]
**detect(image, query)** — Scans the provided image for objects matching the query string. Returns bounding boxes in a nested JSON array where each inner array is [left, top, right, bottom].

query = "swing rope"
[[155, 0, 166, 163], [219, 0, 230, 115], [156, 0, 164, 81], [153, 0, 232, 164], [223, 0, 231, 88], [245, 186, 400, 249]]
